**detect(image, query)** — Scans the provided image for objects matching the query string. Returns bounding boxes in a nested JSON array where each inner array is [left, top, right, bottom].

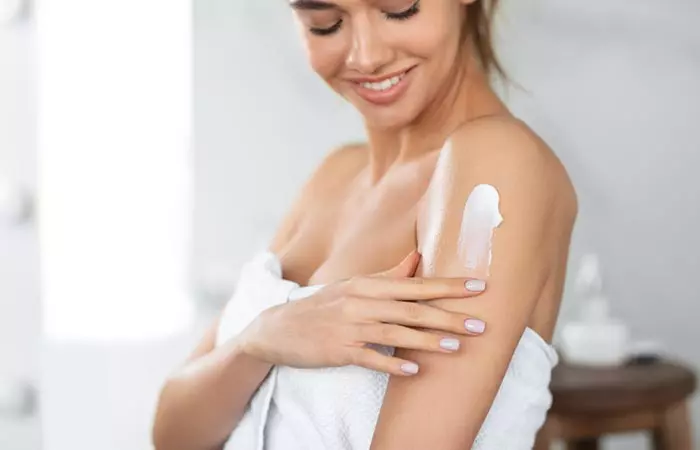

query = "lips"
[[348, 66, 416, 106], [354, 68, 410, 90]]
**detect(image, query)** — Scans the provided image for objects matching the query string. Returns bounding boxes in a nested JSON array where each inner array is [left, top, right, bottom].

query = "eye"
[[309, 19, 343, 36], [384, 0, 420, 21], [307, 0, 420, 37]]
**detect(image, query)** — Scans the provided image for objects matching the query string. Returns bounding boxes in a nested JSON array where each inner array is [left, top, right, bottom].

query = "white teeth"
[[361, 73, 405, 92]]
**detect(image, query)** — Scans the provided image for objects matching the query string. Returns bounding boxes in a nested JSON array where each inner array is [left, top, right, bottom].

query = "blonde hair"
[[463, 0, 505, 79]]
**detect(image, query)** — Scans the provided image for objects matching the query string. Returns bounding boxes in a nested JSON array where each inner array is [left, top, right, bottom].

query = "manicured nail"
[[440, 338, 460, 351], [465, 318, 486, 334], [465, 280, 486, 293], [401, 362, 420, 375]]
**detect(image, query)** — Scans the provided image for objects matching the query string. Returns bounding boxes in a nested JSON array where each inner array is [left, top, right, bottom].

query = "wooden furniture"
[[535, 360, 697, 450]]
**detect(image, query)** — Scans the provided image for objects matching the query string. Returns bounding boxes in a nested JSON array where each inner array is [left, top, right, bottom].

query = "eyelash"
[[385, 0, 421, 21], [309, 0, 421, 36]]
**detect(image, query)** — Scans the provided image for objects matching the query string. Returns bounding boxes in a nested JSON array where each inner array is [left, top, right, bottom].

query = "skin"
[[152, 0, 577, 448]]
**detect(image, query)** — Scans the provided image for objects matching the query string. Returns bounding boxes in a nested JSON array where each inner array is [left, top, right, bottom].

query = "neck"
[[364, 58, 507, 183]]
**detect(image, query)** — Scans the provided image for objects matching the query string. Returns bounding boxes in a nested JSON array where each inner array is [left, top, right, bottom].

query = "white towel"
[[218, 251, 558, 450]]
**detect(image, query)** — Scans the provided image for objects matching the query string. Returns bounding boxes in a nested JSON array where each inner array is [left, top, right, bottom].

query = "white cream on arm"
[[457, 184, 503, 277], [420, 141, 504, 279]]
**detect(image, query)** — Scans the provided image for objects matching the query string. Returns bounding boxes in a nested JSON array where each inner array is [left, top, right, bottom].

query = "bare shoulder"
[[417, 116, 577, 261], [270, 142, 368, 252], [311, 142, 369, 189], [444, 115, 578, 219], [297, 142, 369, 208]]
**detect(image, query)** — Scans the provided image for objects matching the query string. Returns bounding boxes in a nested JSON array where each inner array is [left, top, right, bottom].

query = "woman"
[[153, 0, 577, 448]]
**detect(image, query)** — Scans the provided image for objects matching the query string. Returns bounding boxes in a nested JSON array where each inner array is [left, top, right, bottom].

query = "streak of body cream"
[[419, 140, 503, 278], [419, 140, 452, 274], [457, 184, 503, 278]]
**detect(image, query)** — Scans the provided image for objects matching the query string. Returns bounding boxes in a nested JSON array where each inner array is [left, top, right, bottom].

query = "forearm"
[[153, 338, 273, 450]]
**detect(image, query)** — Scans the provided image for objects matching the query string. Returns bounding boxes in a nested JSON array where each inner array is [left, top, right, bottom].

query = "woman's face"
[[291, 0, 473, 129]]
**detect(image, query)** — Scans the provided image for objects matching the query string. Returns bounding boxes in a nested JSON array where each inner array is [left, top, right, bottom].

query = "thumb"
[[375, 250, 421, 278]]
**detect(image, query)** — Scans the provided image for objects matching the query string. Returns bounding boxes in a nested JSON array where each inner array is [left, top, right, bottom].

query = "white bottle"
[[561, 254, 629, 366]]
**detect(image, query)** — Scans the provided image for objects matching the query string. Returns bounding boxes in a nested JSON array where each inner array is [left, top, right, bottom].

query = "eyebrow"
[[289, 0, 338, 11]]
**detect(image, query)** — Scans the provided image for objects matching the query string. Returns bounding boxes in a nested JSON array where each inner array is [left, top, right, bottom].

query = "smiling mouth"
[[358, 71, 407, 92], [353, 67, 415, 92], [348, 66, 417, 106]]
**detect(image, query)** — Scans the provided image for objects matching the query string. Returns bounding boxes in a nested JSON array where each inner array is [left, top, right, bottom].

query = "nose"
[[345, 17, 393, 75]]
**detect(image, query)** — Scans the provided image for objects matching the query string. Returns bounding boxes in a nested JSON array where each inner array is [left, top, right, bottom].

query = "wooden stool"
[[535, 360, 697, 450]]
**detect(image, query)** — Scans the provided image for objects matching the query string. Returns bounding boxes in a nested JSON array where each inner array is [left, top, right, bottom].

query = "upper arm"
[[370, 120, 577, 449]]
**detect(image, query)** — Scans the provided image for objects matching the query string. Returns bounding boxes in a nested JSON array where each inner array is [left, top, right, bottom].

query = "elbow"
[[152, 378, 191, 450], [152, 380, 175, 449], [151, 378, 226, 450]]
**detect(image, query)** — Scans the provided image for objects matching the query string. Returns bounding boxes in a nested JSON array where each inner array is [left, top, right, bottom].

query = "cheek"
[[392, 9, 463, 71], [404, 26, 454, 60], [305, 38, 348, 82]]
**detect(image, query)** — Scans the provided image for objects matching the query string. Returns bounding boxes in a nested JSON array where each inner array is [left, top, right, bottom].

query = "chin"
[[362, 109, 419, 130], [350, 98, 423, 130]]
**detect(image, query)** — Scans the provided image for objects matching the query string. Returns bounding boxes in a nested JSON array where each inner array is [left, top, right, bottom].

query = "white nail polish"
[[440, 338, 460, 351], [401, 362, 419, 375], [465, 280, 486, 292]]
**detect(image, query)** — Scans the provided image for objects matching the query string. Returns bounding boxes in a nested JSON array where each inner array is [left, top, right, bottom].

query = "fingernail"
[[401, 362, 420, 375], [465, 280, 486, 292], [440, 338, 460, 351], [465, 319, 486, 334]]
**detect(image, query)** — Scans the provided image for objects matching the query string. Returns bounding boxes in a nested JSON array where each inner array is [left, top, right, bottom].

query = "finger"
[[346, 276, 486, 301], [373, 251, 421, 278], [363, 299, 486, 336], [350, 347, 421, 377], [361, 324, 463, 353]]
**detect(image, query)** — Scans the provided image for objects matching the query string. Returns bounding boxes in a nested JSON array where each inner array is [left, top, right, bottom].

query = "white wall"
[[36, 1, 199, 449], [497, 2, 700, 447], [194, 0, 700, 448], [0, 12, 41, 450]]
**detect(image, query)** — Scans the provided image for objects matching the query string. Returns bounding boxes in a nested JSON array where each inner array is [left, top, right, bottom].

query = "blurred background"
[[1, 0, 698, 449]]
